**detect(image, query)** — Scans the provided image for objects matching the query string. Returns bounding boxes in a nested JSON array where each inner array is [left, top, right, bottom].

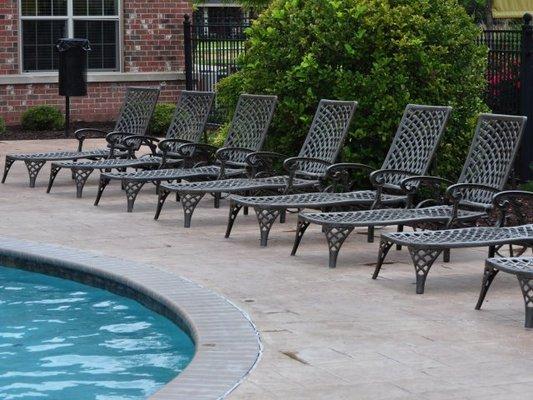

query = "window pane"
[[103, 0, 117, 16], [37, 0, 52, 16], [73, 0, 87, 15], [73, 20, 118, 70], [88, 0, 102, 16], [22, 20, 67, 71], [21, 0, 36, 16], [53, 0, 67, 15], [74, 0, 118, 16]]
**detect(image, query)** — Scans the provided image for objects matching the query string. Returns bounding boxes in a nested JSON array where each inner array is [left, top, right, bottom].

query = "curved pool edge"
[[0, 236, 261, 400]]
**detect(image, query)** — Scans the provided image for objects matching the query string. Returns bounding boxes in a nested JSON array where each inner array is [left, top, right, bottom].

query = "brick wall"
[[0, 0, 192, 126], [123, 0, 189, 73], [0, 1, 18, 75], [1, 82, 182, 125]]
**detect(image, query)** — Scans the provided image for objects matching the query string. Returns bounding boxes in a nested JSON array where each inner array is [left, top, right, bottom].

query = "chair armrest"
[[323, 163, 375, 192], [283, 157, 332, 174], [245, 151, 288, 177], [493, 190, 533, 226], [216, 147, 256, 178], [176, 142, 218, 159], [283, 157, 332, 191], [158, 138, 193, 153], [124, 135, 160, 156], [74, 128, 109, 151], [399, 175, 454, 194], [369, 169, 422, 209], [445, 183, 501, 202], [105, 131, 136, 158]]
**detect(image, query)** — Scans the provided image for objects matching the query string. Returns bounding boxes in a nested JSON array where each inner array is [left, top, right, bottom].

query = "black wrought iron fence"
[[478, 29, 522, 116], [183, 14, 251, 124]]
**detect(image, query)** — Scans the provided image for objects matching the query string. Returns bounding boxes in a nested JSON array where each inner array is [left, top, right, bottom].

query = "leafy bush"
[[0, 117, 5, 134], [149, 103, 176, 136], [217, 0, 488, 180], [21, 105, 64, 131]]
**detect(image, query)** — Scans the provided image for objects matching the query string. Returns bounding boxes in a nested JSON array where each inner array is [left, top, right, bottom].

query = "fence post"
[[183, 14, 193, 90], [520, 13, 533, 180]]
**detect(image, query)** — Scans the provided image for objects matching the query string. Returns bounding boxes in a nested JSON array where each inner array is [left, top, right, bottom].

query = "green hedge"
[[217, 0, 488, 180], [0, 117, 5, 134], [21, 105, 64, 131], [149, 103, 176, 136]]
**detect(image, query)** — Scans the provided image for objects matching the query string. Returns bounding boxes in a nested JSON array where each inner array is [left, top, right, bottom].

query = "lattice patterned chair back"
[[457, 113, 527, 208], [222, 94, 278, 165], [379, 104, 452, 189], [295, 99, 358, 177], [113, 87, 160, 137], [165, 91, 215, 152]]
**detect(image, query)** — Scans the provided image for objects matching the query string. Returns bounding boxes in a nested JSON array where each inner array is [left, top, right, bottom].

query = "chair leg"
[[213, 192, 221, 208], [324, 226, 354, 269], [372, 239, 394, 279], [181, 193, 205, 228], [94, 175, 110, 206], [2, 157, 15, 183], [396, 225, 404, 250], [47, 164, 62, 193], [443, 248, 451, 263], [225, 201, 243, 238], [367, 226, 375, 243], [254, 207, 280, 247], [24, 160, 45, 187], [279, 209, 286, 224], [243, 206, 249, 216], [73, 168, 93, 198], [408, 246, 442, 294], [154, 189, 170, 220], [291, 218, 310, 256], [124, 181, 146, 212], [475, 265, 499, 310], [517, 276, 533, 328]]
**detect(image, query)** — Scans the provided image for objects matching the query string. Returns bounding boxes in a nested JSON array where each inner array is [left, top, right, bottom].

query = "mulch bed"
[[1, 122, 115, 141]]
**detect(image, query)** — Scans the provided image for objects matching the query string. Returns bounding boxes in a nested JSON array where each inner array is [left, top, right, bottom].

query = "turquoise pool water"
[[0, 266, 195, 400]]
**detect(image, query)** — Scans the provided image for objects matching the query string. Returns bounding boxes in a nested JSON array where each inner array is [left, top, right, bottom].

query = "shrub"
[[21, 105, 64, 131], [217, 0, 488, 180], [149, 103, 176, 136], [0, 117, 5, 134]]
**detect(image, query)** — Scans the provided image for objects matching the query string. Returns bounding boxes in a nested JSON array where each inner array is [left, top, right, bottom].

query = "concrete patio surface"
[[1, 138, 532, 400]]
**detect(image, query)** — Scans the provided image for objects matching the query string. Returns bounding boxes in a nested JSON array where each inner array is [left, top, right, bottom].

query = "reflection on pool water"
[[0, 266, 195, 400]]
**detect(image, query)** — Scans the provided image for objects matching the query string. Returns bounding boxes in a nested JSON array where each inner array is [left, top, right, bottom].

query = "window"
[[20, 0, 120, 72]]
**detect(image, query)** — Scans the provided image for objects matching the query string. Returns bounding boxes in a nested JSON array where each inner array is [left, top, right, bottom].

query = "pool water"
[[0, 266, 195, 400]]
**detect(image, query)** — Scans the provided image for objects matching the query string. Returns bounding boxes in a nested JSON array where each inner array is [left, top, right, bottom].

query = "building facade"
[[0, 0, 192, 125]]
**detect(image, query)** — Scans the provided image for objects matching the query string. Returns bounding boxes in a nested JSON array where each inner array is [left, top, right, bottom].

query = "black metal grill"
[[184, 13, 251, 124], [478, 29, 522, 115]]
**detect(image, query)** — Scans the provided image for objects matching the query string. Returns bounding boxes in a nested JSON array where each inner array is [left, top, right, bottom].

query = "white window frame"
[[18, 0, 123, 74]]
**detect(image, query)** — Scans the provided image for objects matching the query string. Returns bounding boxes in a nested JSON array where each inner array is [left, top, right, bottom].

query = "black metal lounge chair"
[[373, 190, 533, 294], [45, 90, 215, 198], [93, 94, 278, 212], [293, 113, 527, 268], [481, 257, 533, 328], [155, 99, 358, 228], [228, 104, 452, 246], [2, 87, 160, 187]]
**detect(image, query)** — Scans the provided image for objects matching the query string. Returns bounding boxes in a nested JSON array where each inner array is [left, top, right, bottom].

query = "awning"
[[492, 0, 533, 18]]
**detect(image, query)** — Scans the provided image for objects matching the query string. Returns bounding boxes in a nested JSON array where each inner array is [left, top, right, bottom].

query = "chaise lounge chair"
[[373, 190, 532, 294], [2, 87, 160, 187], [228, 104, 452, 246], [154, 99, 358, 228], [93, 94, 278, 211], [293, 113, 527, 269], [45, 90, 215, 198], [480, 255, 533, 328]]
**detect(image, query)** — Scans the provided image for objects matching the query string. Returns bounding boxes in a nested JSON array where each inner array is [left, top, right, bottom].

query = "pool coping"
[[0, 236, 261, 400]]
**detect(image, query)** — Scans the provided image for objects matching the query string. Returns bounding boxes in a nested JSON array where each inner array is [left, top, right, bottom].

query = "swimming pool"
[[0, 265, 195, 400]]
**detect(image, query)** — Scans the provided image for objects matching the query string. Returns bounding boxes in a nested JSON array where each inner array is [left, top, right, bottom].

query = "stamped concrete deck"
[[1, 138, 533, 400]]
